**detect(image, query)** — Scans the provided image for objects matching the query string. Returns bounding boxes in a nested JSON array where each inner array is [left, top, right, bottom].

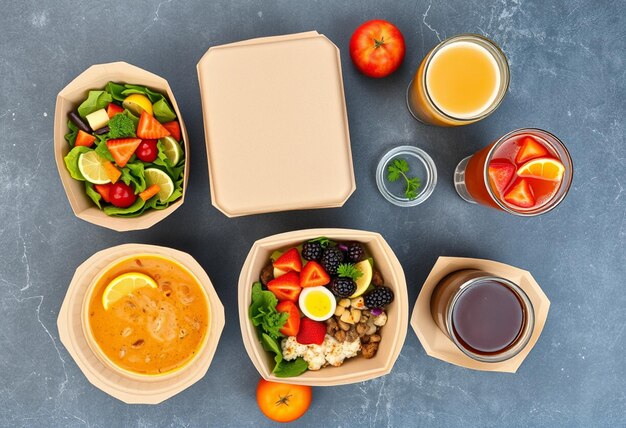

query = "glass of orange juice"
[[407, 34, 510, 126]]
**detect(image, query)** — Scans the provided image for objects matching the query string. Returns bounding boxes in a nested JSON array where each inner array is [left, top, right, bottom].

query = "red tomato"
[[109, 182, 137, 208], [136, 139, 159, 163], [256, 379, 312, 423], [349, 19, 405, 78]]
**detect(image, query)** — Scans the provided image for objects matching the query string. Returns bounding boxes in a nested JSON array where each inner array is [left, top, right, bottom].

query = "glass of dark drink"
[[430, 269, 535, 362]]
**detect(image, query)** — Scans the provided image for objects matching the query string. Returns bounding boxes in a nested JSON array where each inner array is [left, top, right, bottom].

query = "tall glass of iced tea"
[[454, 128, 573, 215], [407, 34, 510, 126]]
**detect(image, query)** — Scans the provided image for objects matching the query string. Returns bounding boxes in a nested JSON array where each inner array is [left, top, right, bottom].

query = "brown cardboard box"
[[197, 32, 355, 217], [238, 229, 408, 386], [411, 257, 550, 373], [54, 62, 189, 231], [57, 244, 225, 404]]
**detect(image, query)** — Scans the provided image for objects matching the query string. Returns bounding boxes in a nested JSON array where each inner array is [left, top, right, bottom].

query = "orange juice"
[[407, 34, 509, 126]]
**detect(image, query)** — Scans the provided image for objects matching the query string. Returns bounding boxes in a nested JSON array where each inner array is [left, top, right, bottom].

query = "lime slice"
[[144, 168, 174, 202], [78, 151, 111, 184], [349, 260, 373, 298], [122, 94, 153, 117], [102, 272, 157, 310], [159, 136, 183, 165]]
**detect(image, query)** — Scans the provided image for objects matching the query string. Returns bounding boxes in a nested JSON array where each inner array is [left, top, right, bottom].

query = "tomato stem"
[[276, 393, 292, 407], [374, 36, 385, 48]]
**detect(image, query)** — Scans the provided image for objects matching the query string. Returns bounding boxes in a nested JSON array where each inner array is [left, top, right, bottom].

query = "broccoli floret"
[[107, 112, 136, 139]]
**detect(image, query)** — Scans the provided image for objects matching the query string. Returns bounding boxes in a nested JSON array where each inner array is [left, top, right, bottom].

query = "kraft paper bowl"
[[238, 228, 409, 386], [58, 244, 225, 404], [54, 62, 190, 232]]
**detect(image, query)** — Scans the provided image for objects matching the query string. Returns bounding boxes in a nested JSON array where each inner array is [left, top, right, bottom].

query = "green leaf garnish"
[[387, 158, 422, 200], [337, 263, 363, 281], [308, 236, 334, 248], [107, 113, 136, 139]]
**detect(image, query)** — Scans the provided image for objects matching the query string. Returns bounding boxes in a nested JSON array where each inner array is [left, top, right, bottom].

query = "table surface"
[[1, 0, 624, 427]]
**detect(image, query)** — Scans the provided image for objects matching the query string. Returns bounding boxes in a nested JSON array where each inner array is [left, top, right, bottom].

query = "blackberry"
[[320, 247, 344, 276], [347, 242, 365, 262], [364, 286, 394, 308], [330, 277, 357, 297], [302, 242, 322, 261]]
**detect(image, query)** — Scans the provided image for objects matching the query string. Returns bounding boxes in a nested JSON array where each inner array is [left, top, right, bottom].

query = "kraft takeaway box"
[[54, 62, 190, 231], [57, 244, 225, 404], [197, 32, 355, 217], [238, 229, 408, 386]]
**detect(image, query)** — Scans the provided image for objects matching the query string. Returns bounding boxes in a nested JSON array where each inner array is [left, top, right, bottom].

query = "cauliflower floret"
[[303, 342, 326, 370], [342, 338, 361, 358], [281, 336, 306, 361], [325, 335, 361, 367]]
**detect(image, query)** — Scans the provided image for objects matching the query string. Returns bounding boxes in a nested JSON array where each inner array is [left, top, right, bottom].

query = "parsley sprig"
[[387, 158, 421, 200]]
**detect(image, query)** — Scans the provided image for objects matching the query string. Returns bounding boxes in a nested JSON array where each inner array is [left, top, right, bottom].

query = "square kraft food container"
[[410, 256, 550, 373], [197, 32, 355, 217], [54, 62, 190, 232], [238, 229, 408, 386], [57, 244, 225, 404]]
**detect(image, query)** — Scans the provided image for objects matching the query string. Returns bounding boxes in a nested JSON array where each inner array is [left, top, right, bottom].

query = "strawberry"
[[300, 261, 330, 288], [267, 271, 302, 302], [488, 160, 516, 194], [273, 248, 302, 273], [136, 111, 170, 139], [504, 179, 535, 208], [516, 136, 549, 164], [276, 301, 301, 337], [94, 183, 113, 203], [106, 103, 124, 119], [106, 138, 142, 168], [296, 318, 326, 345], [75, 130, 96, 147], [162, 120, 181, 141]]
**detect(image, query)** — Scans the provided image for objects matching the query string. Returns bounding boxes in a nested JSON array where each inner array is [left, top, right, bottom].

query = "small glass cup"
[[454, 128, 573, 216], [430, 269, 535, 363], [407, 34, 510, 126], [376, 145, 437, 207]]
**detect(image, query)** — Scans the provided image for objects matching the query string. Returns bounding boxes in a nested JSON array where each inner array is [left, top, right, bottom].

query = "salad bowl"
[[238, 228, 409, 386], [54, 62, 189, 231]]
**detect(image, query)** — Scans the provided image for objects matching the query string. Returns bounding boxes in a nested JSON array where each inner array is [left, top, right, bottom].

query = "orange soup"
[[88, 255, 209, 375]]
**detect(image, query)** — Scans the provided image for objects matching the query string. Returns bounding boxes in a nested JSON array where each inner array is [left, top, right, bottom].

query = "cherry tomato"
[[109, 182, 137, 208], [136, 139, 158, 163], [256, 379, 312, 423], [349, 19, 405, 78]]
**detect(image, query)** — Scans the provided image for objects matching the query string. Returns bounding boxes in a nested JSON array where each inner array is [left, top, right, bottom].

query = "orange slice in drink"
[[517, 157, 565, 181]]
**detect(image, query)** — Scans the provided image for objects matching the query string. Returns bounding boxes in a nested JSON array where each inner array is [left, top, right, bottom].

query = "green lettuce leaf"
[[152, 98, 177, 123], [273, 358, 308, 378], [121, 84, 166, 104], [63, 146, 92, 180], [84, 182, 102, 209], [261, 333, 283, 365], [65, 120, 78, 147], [103, 197, 145, 216], [122, 109, 139, 127], [77, 91, 112, 118], [249, 282, 287, 341], [120, 161, 147, 194], [106, 82, 126, 102], [94, 137, 114, 162]]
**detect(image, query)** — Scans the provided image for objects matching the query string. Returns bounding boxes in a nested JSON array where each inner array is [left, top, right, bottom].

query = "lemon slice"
[[102, 272, 157, 310], [122, 94, 153, 117], [145, 168, 174, 202], [159, 136, 183, 165], [78, 151, 111, 184], [349, 260, 373, 298]]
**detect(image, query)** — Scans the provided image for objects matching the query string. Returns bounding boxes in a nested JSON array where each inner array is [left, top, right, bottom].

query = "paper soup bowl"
[[82, 253, 210, 382], [54, 62, 189, 232], [238, 228, 409, 386], [58, 244, 225, 404]]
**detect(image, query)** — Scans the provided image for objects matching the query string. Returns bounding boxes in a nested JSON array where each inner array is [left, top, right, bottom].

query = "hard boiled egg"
[[298, 286, 336, 321]]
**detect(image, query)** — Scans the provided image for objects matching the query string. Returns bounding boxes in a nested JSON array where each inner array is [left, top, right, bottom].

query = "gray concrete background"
[[1, 0, 624, 426]]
